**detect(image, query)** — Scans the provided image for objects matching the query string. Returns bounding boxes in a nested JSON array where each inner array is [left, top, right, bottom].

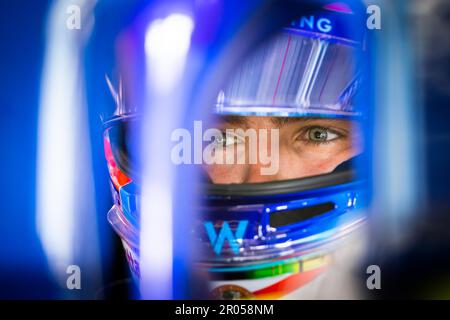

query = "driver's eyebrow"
[[271, 117, 317, 127], [220, 116, 248, 127], [217, 116, 319, 128]]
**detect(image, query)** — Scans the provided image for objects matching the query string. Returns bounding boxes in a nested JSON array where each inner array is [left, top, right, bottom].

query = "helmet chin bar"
[[196, 154, 366, 269], [196, 154, 366, 267]]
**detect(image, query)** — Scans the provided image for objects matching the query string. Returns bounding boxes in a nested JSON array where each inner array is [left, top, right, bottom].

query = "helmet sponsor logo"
[[291, 16, 333, 33], [204, 220, 249, 255]]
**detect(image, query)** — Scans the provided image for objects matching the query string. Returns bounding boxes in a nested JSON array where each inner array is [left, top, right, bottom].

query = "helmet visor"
[[216, 29, 363, 117]]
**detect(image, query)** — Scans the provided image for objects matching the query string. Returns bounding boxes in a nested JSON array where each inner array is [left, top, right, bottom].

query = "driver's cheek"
[[296, 147, 357, 177], [272, 148, 333, 180], [204, 163, 250, 184]]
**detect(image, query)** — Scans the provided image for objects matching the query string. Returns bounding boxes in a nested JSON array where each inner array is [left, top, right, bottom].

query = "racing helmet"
[[102, 1, 370, 299]]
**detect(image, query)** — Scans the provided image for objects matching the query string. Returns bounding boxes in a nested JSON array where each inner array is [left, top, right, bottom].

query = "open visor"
[[215, 29, 364, 117]]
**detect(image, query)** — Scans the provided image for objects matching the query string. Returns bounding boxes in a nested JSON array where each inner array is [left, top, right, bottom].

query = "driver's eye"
[[306, 127, 340, 142]]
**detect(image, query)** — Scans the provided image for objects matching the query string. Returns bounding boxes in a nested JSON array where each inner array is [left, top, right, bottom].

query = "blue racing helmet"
[[103, 1, 369, 299], [193, 2, 368, 299]]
